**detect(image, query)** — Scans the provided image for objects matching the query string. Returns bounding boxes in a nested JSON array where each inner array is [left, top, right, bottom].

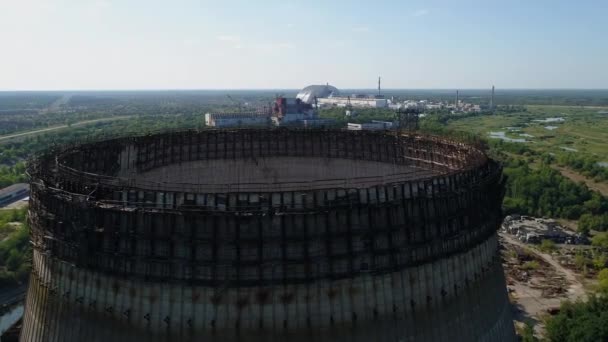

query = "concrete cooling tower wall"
[[21, 129, 515, 341]]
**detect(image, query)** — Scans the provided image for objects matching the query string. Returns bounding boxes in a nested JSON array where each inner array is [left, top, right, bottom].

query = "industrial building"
[[318, 95, 388, 108], [295, 84, 340, 105], [23, 129, 515, 341], [204, 112, 270, 128], [271, 97, 316, 125], [206, 97, 331, 128], [0, 183, 29, 207], [347, 120, 393, 131], [296, 82, 388, 109]]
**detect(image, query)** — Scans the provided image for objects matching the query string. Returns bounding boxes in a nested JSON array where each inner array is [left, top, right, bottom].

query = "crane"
[[345, 96, 356, 117], [226, 94, 243, 112]]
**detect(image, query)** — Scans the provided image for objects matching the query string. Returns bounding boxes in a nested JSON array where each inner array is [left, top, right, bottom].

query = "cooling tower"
[[22, 129, 515, 341]]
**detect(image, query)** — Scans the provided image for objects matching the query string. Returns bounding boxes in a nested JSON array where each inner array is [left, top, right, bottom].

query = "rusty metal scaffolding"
[[27, 129, 504, 287]]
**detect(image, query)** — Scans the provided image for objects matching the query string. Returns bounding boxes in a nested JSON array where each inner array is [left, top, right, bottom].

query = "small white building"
[[347, 121, 393, 131]]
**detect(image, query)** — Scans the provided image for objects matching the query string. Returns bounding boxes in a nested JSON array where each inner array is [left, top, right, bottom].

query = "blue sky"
[[1, 0, 606, 90]]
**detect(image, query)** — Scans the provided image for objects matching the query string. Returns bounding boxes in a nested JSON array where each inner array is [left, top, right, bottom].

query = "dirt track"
[[553, 166, 608, 196]]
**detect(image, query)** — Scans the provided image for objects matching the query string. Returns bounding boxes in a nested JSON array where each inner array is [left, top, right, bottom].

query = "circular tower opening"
[[23, 129, 515, 342]]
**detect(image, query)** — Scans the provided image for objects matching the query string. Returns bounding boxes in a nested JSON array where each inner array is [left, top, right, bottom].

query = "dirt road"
[[552, 166, 608, 197], [502, 232, 586, 300]]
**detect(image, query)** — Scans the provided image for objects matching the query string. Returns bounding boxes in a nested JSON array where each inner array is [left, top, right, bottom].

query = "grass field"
[[446, 105, 608, 160]]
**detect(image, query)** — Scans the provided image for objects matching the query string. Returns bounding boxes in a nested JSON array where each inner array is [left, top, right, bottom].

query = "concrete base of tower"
[[20, 235, 515, 342]]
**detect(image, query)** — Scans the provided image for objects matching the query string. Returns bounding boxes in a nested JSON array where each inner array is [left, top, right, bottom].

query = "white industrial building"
[[205, 112, 270, 128], [319, 96, 388, 108]]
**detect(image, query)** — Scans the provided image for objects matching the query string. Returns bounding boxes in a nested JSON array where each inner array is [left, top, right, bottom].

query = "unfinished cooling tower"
[[22, 129, 515, 341]]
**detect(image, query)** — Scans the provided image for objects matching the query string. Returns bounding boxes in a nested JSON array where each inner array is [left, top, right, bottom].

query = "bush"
[[546, 296, 608, 341], [521, 322, 539, 342], [592, 233, 608, 249], [580, 213, 608, 233], [522, 260, 540, 271], [540, 239, 556, 253], [574, 253, 590, 272], [0, 212, 31, 285], [593, 254, 608, 271], [598, 269, 608, 294]]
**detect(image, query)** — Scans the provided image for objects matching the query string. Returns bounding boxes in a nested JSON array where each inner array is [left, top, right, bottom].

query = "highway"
[[0, 116, 132, 144], [0, 285, 27, 308]]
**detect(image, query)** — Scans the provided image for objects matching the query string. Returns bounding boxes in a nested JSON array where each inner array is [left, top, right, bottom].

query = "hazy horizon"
[[2, 88, 608, 93]]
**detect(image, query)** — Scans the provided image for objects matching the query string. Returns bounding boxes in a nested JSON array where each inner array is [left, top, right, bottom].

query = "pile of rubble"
[[502, 239, 568, 299], [502, 215, 588, 245]]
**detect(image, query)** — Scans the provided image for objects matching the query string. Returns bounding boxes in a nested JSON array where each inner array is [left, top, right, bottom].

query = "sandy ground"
[[501, 233, 587, 336]]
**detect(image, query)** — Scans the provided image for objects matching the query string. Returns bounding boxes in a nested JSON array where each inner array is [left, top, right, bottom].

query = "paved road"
[[0, 116, 131, 143]]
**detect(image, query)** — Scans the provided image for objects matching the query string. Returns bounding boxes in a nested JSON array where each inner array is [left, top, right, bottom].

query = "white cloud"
[[413, 9, 429, 17], [217, 35, 241, 43], [352, 26, 370, 33], [287, 23, 295, 28]]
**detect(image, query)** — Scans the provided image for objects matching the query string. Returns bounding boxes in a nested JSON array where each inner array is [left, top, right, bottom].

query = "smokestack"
[[491, 85, 495, 108], [456, 90, 459, 108], [378, 76, 381, 96]]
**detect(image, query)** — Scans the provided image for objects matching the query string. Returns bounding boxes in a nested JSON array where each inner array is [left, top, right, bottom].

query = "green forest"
[[0, 208, 29, 286]]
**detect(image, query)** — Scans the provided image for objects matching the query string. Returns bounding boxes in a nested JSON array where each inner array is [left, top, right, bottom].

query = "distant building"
[[299, 119, 335, 127], [205, 96, 332, 128], [205, 112, 270, 128], [0, 183, 29, 207], [296, 84, 340, 105], [347, 120, 393, 131], [272, 97, 333, 127], [319, 95, 388, 108], [272, 97, 315, 123]]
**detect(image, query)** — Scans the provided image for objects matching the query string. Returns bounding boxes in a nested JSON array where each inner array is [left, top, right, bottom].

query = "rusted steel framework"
[[22, 129, 515, 342]]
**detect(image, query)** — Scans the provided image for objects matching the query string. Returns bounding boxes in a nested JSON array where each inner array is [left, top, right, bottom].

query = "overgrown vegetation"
[[0, 208, 30, 286], [522, 260, 540, 271], [539, 239, 556, 253], [501, 159, 608, 221], [428, 108, 608, 233], [319, 107, 396, 125], [556, 154, 608, 182], [0, 162, 27, 188], [545, 295, 608, 341]]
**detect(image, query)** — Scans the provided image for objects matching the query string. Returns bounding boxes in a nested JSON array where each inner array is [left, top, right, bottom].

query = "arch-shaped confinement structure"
[[22, 129, 515, 342]]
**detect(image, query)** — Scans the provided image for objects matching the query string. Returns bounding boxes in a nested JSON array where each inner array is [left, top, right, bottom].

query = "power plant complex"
[[22, 128, 515, 341]]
